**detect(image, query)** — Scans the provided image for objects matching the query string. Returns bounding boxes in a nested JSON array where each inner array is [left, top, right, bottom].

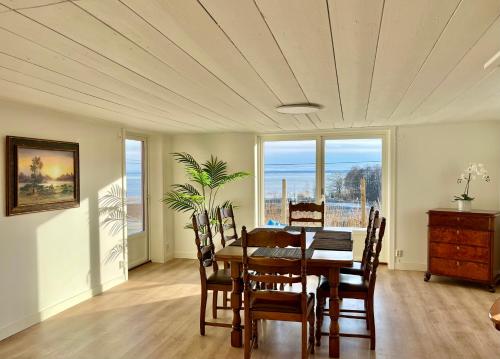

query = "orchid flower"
[[455, 163, 491, 201]]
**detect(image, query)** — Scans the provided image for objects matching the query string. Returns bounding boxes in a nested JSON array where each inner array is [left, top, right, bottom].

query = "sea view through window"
[[263, 138, 382, 228]]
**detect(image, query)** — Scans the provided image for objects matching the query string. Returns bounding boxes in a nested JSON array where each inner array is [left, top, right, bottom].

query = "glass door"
[[125, 136, 149, 269]]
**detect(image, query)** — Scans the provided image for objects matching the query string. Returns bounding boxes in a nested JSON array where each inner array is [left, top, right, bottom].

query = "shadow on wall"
[[98, 184, 141, 265], [0, 179, 127, 341], [99, 184, 126, 265]]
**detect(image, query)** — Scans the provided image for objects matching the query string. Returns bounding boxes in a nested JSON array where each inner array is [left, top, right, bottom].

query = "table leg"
[[328, 267, 340, 358], [230, 261, 243, 347]]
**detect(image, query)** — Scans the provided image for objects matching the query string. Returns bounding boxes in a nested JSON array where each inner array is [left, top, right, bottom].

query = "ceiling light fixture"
[[484, 50, 500, 70], [276, 103, 322, 114]]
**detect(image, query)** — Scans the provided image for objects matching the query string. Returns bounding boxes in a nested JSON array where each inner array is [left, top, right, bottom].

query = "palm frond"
[[202, 155, 228, 189], [171, 183, 200, 197], [219, 171, 251, 186], [163, 191, 203, 213], [187, 168, 212, 187], [220, 200, 233, 209], [172, 152, 202, 172]]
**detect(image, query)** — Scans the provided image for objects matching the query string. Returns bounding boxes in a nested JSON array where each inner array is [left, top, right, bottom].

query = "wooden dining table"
[[214, 227, 353, 358]]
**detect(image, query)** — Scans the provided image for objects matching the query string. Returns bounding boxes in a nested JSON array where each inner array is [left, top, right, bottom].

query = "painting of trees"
[[29, 156, 44, 194]]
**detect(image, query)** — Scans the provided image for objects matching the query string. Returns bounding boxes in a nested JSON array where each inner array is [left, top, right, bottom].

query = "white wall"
[[170, 133, 255, 258], [0, 99, 126, 340], [395, 121, 500, 270], [169, 122, 500, 271]]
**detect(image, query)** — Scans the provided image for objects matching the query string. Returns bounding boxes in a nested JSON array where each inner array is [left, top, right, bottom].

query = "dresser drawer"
[[429, 227, 458, 244], [429, 227, 490, 247], [459, 229, 491, 247], [430, 258, 490, 281], [429, 258, 458, 277], [457, 261, 489, 281], [429, 242, 490, 263], [429, 213, 493, 231]]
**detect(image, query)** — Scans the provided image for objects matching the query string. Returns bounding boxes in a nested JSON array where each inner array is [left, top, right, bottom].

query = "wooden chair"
[[316, 212, 386, 350], [217, 204, 238, 247], [340, 206, 375, 276], [289, 201, 325, 227], [192, 211, 233, 335], [242, 227, 315, 359], [489, 298, 500, 330], [217, 205, 238, 305]]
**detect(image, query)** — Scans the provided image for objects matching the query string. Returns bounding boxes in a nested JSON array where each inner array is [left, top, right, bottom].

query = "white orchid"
[[455, 162, 491, 201]]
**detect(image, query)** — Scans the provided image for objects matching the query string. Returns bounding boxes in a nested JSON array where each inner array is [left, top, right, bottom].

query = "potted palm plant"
[[163, 152, 250, 242]]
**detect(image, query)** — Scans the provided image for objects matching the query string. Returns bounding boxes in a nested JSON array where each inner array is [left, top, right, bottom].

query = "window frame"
[[258, 137, 320, 225], [257, 129, 392, 230]]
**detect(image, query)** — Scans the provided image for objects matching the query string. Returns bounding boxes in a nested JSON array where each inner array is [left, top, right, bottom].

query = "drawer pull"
[[457, 246, 460, 250], [456, 230, 460, 235], [456, 261, 460, 266]]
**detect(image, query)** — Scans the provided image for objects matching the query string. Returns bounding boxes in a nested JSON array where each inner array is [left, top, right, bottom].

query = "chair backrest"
[[217, 205, 238, 247], [363, 212, 386, 294], [242, 227, 308, 312], [289, 201, 325, 227], [192, 210, 218, 281], [361, 206, 376, 266]]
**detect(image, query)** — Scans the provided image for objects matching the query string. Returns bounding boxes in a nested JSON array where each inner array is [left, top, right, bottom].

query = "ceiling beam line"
[[305, 114, 319, 129], [325, 0, 344, 124], [116, 0, 276, 129], [0, 60, 194, 128], [406, 12, 500, 121], [0, 76, 192, 130], [5, 3, 243, 130], [0, 50, 196, 123], [383, 0, 464, 123], [0, 0, 76, 12], [251, 0, 310, 103], [69, 1, 241, 129], [195, 0, 283, 128], [0, 25, 236, 129], [363, 0, 386, 123]]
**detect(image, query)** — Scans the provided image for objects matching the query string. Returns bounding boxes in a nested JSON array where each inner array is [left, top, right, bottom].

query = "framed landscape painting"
[[6, 136, 80, 216]]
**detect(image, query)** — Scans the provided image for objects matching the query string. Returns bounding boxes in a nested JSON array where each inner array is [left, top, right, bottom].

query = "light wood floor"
[[1, 260, 499, 359]]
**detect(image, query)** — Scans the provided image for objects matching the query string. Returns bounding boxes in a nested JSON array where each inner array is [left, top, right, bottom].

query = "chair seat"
[[340, 261, 364, 275], [207, 269, 232, 286], [318, 274, 368, 293], [251, 292, 314, 314]]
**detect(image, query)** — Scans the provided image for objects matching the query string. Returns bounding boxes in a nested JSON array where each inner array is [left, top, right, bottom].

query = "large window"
[[260, 134, 386, 228]]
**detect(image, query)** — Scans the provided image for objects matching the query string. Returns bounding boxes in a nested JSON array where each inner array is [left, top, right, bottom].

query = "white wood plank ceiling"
[[1, 0, 500, 133]]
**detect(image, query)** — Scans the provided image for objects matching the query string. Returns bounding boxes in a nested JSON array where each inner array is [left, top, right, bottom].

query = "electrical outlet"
[[119, 260, 124, 269], [395, 250, 404, 258]]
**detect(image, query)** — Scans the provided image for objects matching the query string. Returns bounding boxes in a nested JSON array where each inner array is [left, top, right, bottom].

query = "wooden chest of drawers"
[[425, 209, 500, 292]]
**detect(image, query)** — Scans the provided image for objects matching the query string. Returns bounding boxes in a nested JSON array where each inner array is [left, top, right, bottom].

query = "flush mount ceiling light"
[[276, 103, 322, 114], [484, 50, 500, 70]]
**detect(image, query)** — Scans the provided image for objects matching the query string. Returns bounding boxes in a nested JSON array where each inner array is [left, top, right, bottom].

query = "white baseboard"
[[394, 261, 427, 271], [174, 251, 196, 259], [0, 275, 126, 341]]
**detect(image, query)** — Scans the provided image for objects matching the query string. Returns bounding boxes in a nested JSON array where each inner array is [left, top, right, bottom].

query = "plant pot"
[[457, 199, 472, 211]]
